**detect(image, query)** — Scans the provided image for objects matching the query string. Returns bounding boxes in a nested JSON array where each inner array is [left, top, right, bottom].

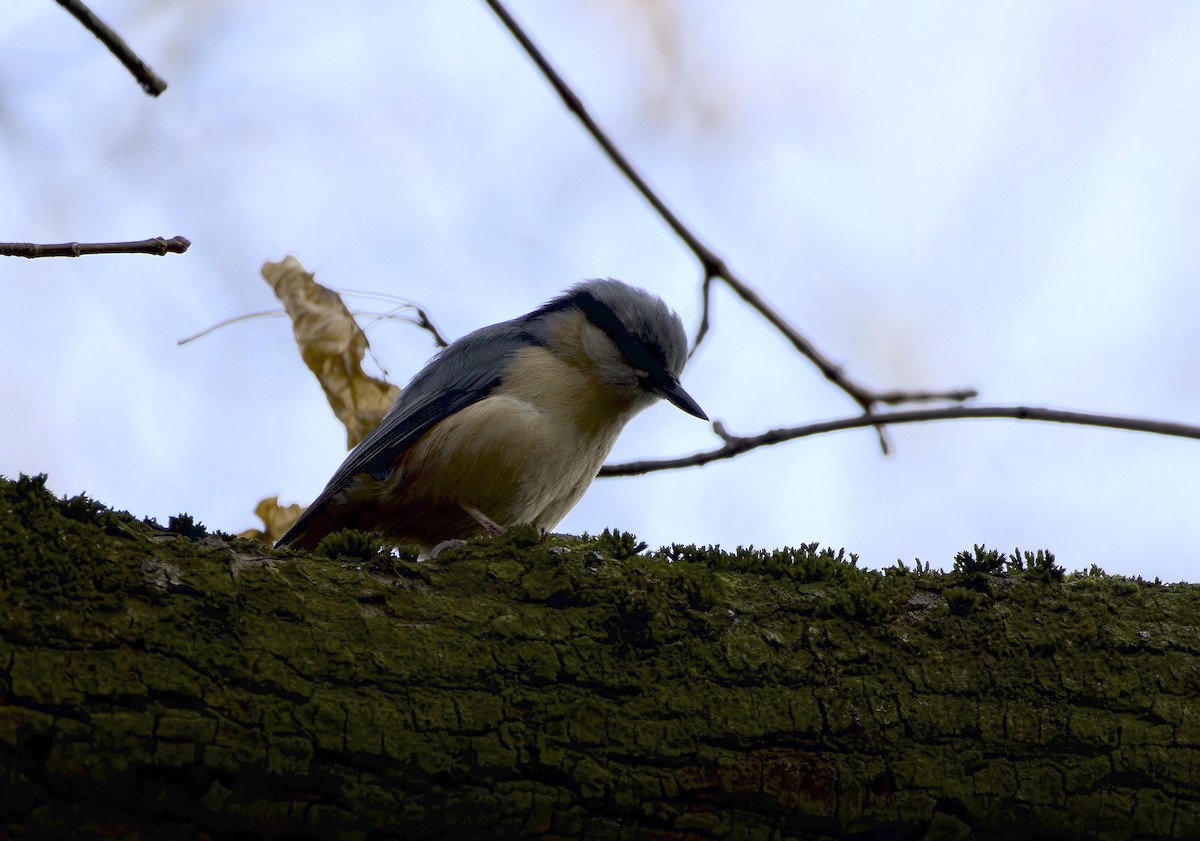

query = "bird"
[[275, 278, 708, 553]]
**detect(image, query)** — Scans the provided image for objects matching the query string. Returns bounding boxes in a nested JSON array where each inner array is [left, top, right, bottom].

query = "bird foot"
[[464, 506, 506, 535]]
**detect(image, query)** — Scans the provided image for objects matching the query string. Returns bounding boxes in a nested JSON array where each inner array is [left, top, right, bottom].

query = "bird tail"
[[275, 503, 334, 550]]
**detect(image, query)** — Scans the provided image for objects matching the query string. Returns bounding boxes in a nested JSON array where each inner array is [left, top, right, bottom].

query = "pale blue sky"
[[4, 2, 1199, 578]]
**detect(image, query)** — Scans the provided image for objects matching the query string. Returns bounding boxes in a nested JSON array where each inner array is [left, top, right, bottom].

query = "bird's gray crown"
[[537, 278, 689, 379]]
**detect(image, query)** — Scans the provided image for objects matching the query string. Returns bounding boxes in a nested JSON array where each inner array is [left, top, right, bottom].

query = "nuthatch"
[[276, 279, 707, 552]]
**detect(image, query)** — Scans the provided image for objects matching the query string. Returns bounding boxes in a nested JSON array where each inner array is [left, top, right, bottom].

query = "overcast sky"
[[4, 1, 1199, 579]]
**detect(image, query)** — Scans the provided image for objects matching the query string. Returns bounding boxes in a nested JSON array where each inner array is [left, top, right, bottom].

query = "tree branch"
[[1, 236, 190, 258], [55, 0, 168, 96], [5, 475, 1199, 839], [481, 0, 718, 278], [599, 405, 1200, 476], [481, 0, 975, 429]]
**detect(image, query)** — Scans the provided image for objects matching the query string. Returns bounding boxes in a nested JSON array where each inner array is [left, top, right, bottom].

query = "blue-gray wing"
[[275, 317, 540, 547]]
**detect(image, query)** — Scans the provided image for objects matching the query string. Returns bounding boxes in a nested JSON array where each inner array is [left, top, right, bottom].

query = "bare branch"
[[482, 0, 722, 278], [1, 236, 190, 258], [481, 0, 974, 432], [55, 0, 168, 96], [599, 405, 1200, 477]]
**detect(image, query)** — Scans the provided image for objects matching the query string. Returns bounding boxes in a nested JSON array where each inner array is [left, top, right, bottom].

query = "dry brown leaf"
[[262, 255, 400, 448], [238, 495, 305, 544]]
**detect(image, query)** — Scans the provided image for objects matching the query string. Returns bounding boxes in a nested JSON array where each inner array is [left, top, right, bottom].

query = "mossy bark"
[[1, 474, 1198, 840]]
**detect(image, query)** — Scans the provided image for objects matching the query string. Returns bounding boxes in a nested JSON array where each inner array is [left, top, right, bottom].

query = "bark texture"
[[1, 474, 1198, 840]]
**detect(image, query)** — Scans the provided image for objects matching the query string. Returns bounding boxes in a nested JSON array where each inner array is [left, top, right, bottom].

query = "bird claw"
[[426, 539, 467, 559], [464, 506, 506, 535]]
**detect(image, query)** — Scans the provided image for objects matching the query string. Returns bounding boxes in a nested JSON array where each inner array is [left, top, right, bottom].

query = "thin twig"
[[330, 291, 450, 347], [176, 310, 286, 346], [480, 0, 975, 451], [1, 236, 190, 258], [691, 273, 716, 357], [177, 306, 449, 349], [411, 309, 450, 348], [870, 387, 981, 406], [599, 406, 1200, 476], [55, 0, 168, 96], [356, 302, 450, 348]]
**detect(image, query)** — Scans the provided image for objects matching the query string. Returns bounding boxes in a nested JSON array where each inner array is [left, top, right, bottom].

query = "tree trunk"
[[1, 474, 1198, 839]]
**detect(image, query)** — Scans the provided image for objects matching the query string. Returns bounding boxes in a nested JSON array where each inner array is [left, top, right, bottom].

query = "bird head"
[[534, 279, 707, 421]]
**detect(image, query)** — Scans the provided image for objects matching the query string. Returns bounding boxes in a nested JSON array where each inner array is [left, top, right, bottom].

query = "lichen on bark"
[[1, 474, 1198, 839]]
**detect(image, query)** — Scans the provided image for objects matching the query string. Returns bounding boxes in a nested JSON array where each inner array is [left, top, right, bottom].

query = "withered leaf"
[[262, 255, 400, 448], [239, 495, 304, 544]]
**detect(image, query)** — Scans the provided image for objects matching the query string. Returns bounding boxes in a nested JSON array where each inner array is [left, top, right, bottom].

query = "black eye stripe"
[[572, 291, 669, 379]]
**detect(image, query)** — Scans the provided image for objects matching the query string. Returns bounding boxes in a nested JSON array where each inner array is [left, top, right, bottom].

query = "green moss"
[[4, 474, 1200, 839], [586, 528, 647, 560], [167, 513, 208, 540], [56, 491, 108, 525], [501, 522, 543, 551], [944, 586, 986, 616], [1008, 547, 1066, 582], [953, 543, 1006, 575], [313, 528, 394, 561]]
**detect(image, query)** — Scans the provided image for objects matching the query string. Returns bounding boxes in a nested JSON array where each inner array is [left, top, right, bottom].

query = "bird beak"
[[657, 377, 708, 421]]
